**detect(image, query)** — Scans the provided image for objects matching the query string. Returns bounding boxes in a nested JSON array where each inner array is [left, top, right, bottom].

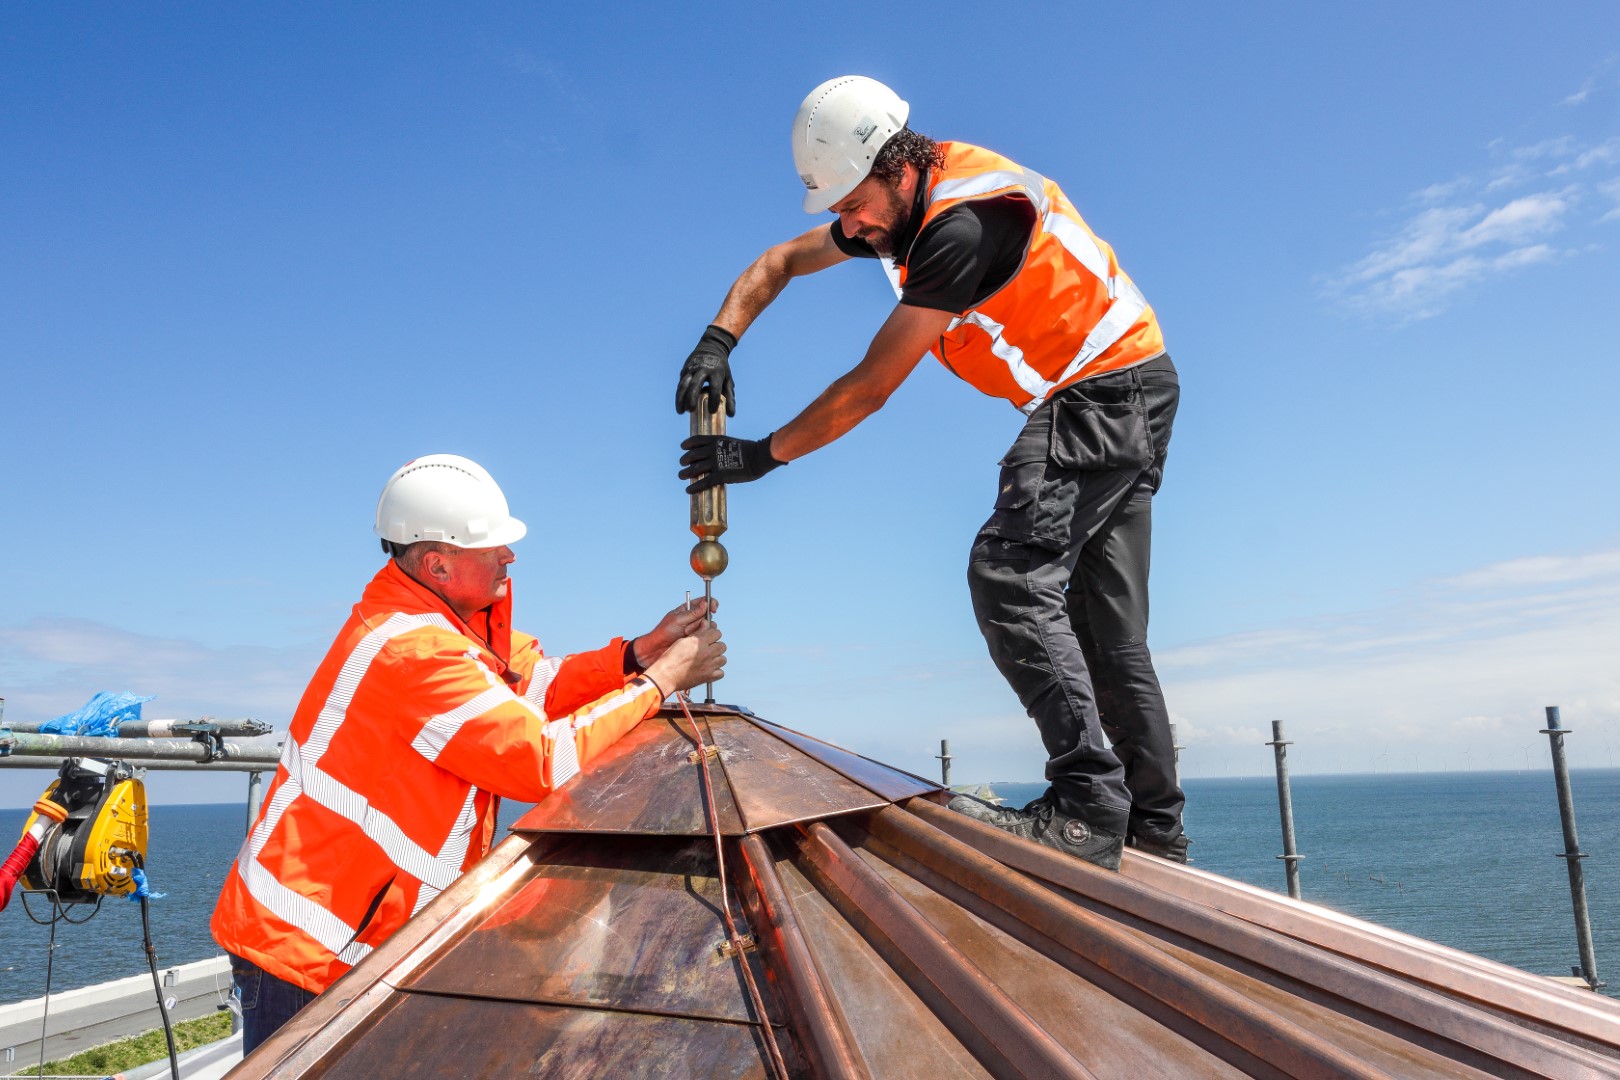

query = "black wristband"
[[623, 638, 647, 676], [702, 324, 737, 354], [762, 432, 786, 469]]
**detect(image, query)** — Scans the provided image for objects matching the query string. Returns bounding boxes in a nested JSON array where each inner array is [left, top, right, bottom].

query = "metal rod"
[[936, 739, 952, 786], [1267, 720, 1304, 899], [704, 577, 715, 705], [0, 718, 271, 738], [246, 770, 266, 835], [1539, 706, 1604, 990], [895, 802, 1405, 1079], [737, 833, 872, 1079], [903, 799, 1605, 1078], [0, 755, 280, 773], [0, 732, 283, 765], [793, 819, 1098, 1080]]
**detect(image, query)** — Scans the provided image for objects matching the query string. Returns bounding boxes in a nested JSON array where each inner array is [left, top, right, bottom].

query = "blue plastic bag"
[[128, 868, 166, 901], [40, 691, 154, 737]]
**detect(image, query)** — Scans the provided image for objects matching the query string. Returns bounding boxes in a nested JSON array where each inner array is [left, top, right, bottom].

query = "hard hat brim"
[[802, 184, 848, 214], [469, 516, 527, 548]]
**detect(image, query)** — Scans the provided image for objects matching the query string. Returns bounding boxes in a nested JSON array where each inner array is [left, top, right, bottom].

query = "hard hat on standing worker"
[[792, 75, 910, 213], [374, 453, 527, 551]]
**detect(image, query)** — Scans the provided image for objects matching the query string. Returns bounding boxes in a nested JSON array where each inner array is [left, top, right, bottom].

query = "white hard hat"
[[791, 75, 910, 213], [374, 454, 527, 550]]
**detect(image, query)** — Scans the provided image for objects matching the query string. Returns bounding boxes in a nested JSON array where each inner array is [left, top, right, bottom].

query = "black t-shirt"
[[830, 177, 1037, 313]]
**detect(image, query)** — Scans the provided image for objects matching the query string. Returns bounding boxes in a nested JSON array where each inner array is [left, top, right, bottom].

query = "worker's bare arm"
[[713, 226, 850, 339], [771, 304, 954, 462]]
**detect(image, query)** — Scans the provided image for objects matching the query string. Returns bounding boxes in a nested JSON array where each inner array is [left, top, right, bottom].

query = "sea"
[[2, 769, 1616, 1006]]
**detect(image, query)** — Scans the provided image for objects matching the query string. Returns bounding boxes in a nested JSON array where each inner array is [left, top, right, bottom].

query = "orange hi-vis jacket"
[[211, 560, 663, 994], [886, 142, 1166, 415]]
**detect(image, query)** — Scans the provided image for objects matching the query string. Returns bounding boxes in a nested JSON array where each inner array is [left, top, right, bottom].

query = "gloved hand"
[[33, 794, 68, 823], [679, 433, 784, 493], [675, 325, 738, 416]]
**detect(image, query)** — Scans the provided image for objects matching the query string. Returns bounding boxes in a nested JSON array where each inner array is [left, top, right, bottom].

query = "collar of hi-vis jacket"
[[360, 560, 515, 675]]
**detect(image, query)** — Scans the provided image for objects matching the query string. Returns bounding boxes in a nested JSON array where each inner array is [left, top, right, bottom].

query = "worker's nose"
[[497, 546, 515, 565]]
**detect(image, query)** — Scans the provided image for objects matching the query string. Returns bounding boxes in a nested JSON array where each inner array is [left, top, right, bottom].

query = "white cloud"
[[1157, 547, 1620, 775], [1599, 177, 1620, 223], [0, 617, 317, 730], [0, 619, 322, 807], [1512, 136, 1579, 162], [1330, 187, 1574, 315], [1562, 55, 1618, 107], [1325, 58, 1617, 320]]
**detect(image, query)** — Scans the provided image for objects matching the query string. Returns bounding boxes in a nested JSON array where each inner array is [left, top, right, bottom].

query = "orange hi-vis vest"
[[886, 142, 1166, 415], [211, 561, 662, 994]]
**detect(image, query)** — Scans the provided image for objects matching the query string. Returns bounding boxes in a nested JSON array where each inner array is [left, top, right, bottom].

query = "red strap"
[[0, 832, 40, 912]]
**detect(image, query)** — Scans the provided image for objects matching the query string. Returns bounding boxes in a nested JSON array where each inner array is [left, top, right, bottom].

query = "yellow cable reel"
[[21, 759, 149, 903]]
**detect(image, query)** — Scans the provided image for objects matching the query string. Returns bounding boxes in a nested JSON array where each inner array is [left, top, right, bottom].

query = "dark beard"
[[863, 199, 912, 258]]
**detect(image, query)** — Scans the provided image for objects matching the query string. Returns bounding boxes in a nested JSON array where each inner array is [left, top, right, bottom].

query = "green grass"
[[7, 1010, 233, 1078]]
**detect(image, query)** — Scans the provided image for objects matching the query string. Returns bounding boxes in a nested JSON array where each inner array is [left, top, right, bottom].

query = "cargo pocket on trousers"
[[231, 961, 262, 1012], [981, 456, 1044, 543], [1049, 398, 1153, 471]]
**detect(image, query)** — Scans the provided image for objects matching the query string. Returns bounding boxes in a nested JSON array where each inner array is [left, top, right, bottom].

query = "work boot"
[[1127, 832, 1191, 864], [947, 794, 1123, 871]]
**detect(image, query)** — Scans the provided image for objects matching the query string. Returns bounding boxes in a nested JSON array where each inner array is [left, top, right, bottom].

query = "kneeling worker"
[[212, 454, 725, 1053]]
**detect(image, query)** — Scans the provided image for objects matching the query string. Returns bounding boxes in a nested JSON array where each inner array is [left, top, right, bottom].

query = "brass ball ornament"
[[689, 539, 729, 579]]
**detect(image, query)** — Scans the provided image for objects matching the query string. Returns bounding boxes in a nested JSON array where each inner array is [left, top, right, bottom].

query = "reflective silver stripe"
[[913, 161, 1152, 417], [337, 939, 372, 966], [548, 719, 582, 789], [235, 839, 372, 965], [415, 786, 482, 915], [880, 256, 903, 300], [413, 648, 548, 762], [237, 611, 472, 959], [930, 169, 1049, 214], [954, 311, 1048, 400], [543, 677, 655, 789], [1021, 280, 1149, 416], [412, 685, 511, 762], [304, 614, 449, 761], [294, 742, 460, 891], [1041, 212, 1112, 292], [523, 656, 566, 710]]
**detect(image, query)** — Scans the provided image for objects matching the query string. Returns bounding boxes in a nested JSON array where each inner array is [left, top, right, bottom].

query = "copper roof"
[[228, 706, 1620, 1079]]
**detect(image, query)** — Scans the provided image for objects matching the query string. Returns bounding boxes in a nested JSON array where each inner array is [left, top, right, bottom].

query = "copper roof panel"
[[748, 717, 940, 802], [852, 840, 1251, 1080], [401, 834, 779, 1026], [708, 715, 888, 832], [761, 840, 993, 1079], [512, 713, 746, 836], [301, 992, 787, 1080], [233, 705, 1620, 1080]]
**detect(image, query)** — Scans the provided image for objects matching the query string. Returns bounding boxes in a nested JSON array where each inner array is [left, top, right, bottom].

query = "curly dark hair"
[[869, 127, 945, 187]]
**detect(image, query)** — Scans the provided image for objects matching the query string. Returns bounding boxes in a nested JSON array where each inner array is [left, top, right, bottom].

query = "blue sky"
[[3, 3, 1618, 807]]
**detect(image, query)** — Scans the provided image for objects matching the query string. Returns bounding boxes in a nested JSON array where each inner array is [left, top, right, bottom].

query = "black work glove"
[[679, 433, 784, 494], [675, 325, 738, 416]]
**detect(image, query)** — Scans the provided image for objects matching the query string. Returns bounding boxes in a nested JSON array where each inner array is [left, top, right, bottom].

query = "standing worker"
[[676, 76, 1185, 871], [213, 454, 727, 1054]]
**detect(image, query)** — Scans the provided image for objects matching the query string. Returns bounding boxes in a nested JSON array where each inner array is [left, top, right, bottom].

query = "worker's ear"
[[420, 549, 455, 584]]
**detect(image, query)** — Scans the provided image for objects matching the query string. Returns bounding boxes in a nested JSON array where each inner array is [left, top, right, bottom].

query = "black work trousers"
[[966, 355, 1183, 842]]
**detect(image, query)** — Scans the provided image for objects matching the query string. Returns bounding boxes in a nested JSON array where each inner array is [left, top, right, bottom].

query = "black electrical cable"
[[34, 892, 61, 1080], [137, 860, 181, 1080]]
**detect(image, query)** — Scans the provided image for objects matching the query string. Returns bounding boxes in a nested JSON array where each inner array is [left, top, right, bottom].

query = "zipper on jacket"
[[342, 874, 396, 951]]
